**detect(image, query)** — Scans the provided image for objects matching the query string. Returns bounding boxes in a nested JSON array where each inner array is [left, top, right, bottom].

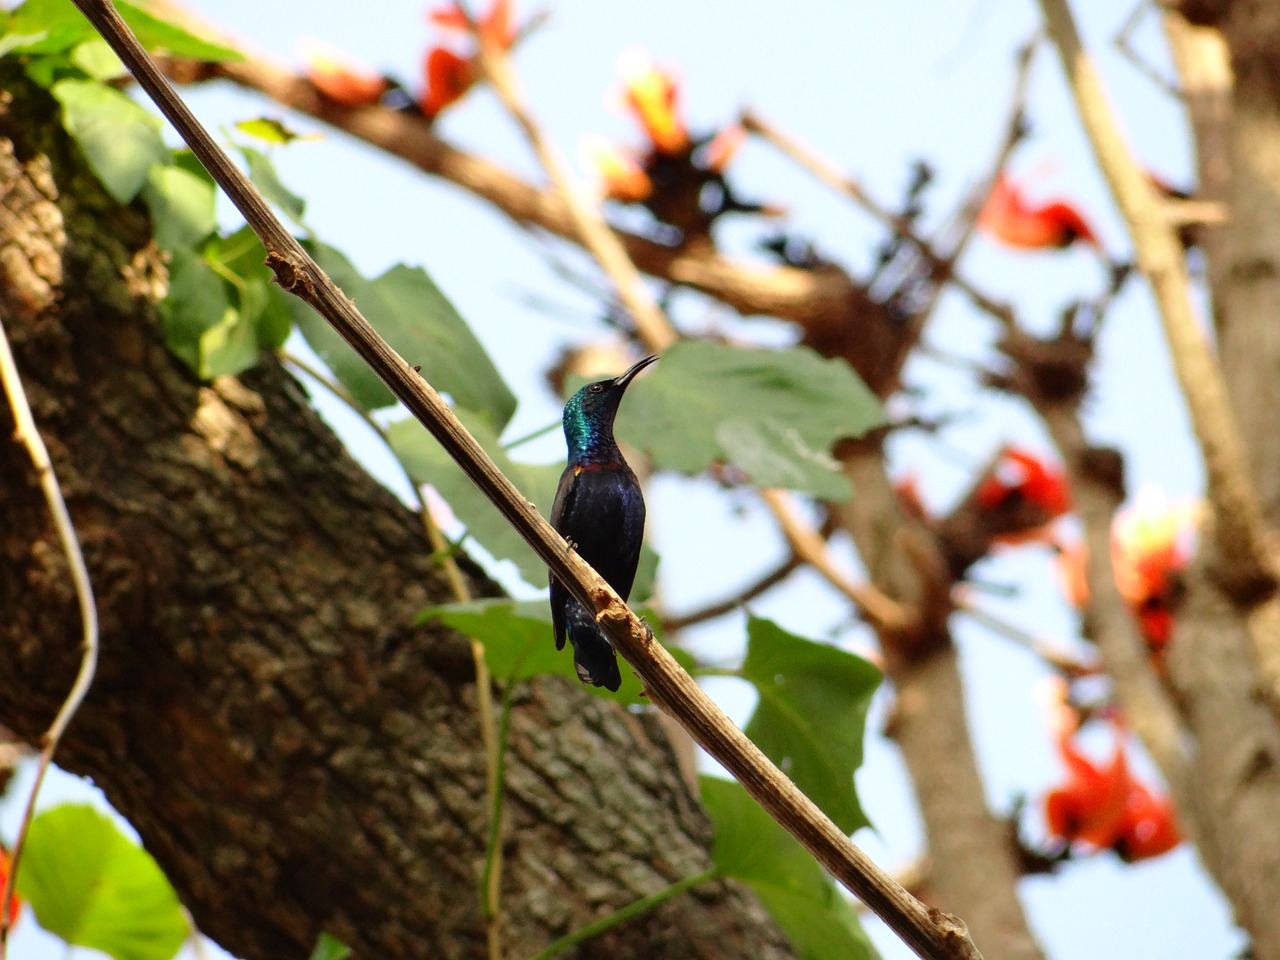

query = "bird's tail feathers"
[[566, 603, 622, 692]]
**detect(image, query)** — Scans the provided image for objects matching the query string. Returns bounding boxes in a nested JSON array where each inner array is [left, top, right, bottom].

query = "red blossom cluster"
[[1039, 681, 1180, 862], [0, 847, 20, 928], [580, 48, 767, 244], [1054, 489, 1199, 659], [975, 446, 1072, 546], [979, 171, 1099, 252], [297, 0, 518, 119]]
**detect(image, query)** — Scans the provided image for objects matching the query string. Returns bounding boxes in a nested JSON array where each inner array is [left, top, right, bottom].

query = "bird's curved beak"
[[611, 354, 659, 391]]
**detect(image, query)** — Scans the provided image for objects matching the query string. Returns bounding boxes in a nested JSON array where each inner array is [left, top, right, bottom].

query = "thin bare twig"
[[662, 556, 802, 631], [741, 60, 1032, 338], [759, 489, 912, 633], [464, 6, 677, 352], [0, 312, 99, 956], [951, 587, 1098, 677], [70, 3, 982, 957], [1114, 0, 1181, 98]]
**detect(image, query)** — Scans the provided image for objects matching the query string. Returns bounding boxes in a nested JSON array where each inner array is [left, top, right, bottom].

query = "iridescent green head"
[[562, 355, 658, 462]]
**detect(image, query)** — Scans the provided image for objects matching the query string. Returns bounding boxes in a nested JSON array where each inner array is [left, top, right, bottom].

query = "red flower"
[[1044, 727, 1132, 849], [580, 136, 652, 202], [979, 172, 1099, 251], [1112, 490, 1199, 655], [617, 47, 688, 155], [976, 448, 1072, 517], [419, 47, 477, 118], [1114, 781, 1181, 862], [974, 447, 1072, 547], [1039, 700, 1182, 862], [419, 0, 518, 120], [429, 0, 515, 50], [296, 38, 388, 107], [0, 848, 21, 927]]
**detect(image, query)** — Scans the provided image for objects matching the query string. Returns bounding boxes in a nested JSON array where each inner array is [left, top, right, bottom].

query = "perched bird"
[[549, 355, 657, 691]]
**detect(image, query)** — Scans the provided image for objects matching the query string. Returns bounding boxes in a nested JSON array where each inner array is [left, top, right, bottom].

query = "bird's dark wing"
[[570, 468, 646, 600], [549, 464, 579, 651]]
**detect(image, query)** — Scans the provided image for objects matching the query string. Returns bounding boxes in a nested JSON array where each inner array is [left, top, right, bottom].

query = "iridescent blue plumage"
[[549, 355, 657, 690]]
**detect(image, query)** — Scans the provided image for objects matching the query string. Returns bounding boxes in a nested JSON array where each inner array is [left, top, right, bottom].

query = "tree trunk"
[[1160, 7, 1280, 957], [837, 449, 1045, 960], [0, 69, 789, 960]]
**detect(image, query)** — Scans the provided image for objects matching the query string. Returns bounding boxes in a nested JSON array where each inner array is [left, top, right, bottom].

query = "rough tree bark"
[[1159, 7, 1280, 957], [0, 69, 790, 960]]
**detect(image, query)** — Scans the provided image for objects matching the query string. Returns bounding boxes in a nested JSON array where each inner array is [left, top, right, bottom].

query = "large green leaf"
[[288, 242, 516, 428], [202, 226, 294, 354], [69, 39, 124, 80], [425, 598, 689, 704], [741, 616, 880, 834], [17, 804, 189, 960], [239, 145, 307, 228], [619, 342, 883, 500], [160, 245, 231, 372], [0, 0, 241, 59], [0, 0, 96, 56], [387, 410, 563, 586], [113, 0, 242, 61], [143, 163, 216, 250], [701, 777, 878, 960], [160, 235, 290, 377], [51, 79, 167, 203]]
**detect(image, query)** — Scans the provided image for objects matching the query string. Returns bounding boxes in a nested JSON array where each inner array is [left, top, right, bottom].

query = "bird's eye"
[[588, 383, 605, 394]]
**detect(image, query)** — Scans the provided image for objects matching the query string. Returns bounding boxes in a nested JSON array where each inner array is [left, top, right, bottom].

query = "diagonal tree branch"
[[71, 1, 982, 957]]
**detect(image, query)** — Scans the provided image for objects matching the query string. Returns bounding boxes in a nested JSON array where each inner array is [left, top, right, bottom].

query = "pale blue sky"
[[9, 1, 1234, 958]]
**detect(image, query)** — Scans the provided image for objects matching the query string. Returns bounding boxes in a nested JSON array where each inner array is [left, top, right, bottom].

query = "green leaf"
[[740, 616, 880, 834], [69, 39, 124, 80], [308, 932, 353, 960], [288, 242, 517, 427], [114, 0, 242, 61], [238, 145, 307, 227], [387, 410, 562, 586], [620, 342, 883, 500], [160, 245, 231, 372], [201, 226, 292, 352], [17, 804, 189, 960], [199, 286, 264, 378], [424, 598, 690, 704], [22, 52, 76, 89], [0, 0, 94, 56], [236, 117, 317, 146], [254, 282, 294, 352], [2, 0, 239, 60], [160, 239, 285, 377], [51, 79, 167, 203], [143, 164, 216, 250], [701, 777, 878, 960]]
